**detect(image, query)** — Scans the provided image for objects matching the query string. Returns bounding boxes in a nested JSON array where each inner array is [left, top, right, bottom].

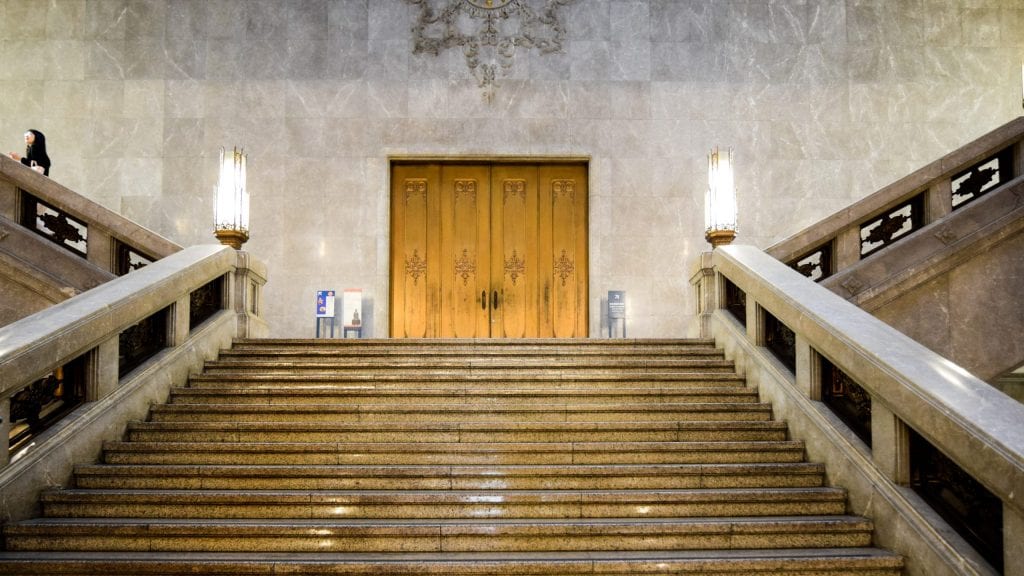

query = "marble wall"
[[1, 0, 1022, 338]]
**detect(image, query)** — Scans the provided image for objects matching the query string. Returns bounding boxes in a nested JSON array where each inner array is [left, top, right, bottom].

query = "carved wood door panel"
[[390, 162, 587, 338]]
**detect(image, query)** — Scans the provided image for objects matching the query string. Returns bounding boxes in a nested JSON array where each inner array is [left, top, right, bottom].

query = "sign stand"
[[608, 290, 626, 338], [342, 289, 363, 339], [315, 290, 336, 338]]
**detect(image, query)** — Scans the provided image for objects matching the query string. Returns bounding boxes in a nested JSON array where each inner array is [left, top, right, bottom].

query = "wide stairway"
[[0, 339, 903, 575]]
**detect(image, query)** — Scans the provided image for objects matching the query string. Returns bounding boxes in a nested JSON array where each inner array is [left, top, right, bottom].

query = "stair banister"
[[0, 244, 266, 519], [696, 244, 1024, 576], [0, 154, 180, 274], [768, 116, 1024, 276]]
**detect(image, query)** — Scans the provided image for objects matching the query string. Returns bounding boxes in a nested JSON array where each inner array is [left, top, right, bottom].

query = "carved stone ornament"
[[406, 0, 575, 100]]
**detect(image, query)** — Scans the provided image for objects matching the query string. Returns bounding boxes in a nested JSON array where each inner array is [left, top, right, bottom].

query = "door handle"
[[481, 290, 487, 310], [492, 290, 499, 310]]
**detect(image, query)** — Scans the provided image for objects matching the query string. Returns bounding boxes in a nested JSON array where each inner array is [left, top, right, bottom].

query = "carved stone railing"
[[692, 245, 1024, 576], [0, 154, 180, 276], [768, 116, 1024, 282], [0, 245, 267, 523]]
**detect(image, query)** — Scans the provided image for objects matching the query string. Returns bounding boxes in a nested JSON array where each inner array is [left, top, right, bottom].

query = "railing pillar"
[[86, 232, 113, 271], [835, 227, 862, 270], [748, 299, 762, 346], [870, 400, 910, 484], [86, 338, 119, 402], [171, 295, 190, 346], [794, 336, 817, 400], [0, 397, 10, 467], [233, 251, 269, 339], [926, 180, 953, 223], [1006, 504, 1024, 576], [690, 252, 716, 339]]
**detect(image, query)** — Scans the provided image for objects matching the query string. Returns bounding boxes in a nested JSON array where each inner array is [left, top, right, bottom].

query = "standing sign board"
[[343, 289, 363, 338], [315, 290, 336, 338], [608, 290, 626, 338]]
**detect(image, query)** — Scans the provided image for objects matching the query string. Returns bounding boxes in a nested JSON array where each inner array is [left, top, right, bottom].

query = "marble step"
[[200, 358, 737, 372], [40, 488, 848, 519], [186, 372, 748, 388], [72, 462, 824, 490], [166, 386, 759, 405], [5, 516, 874, 553], [0, 547, 906, 575], [123, 420, 789, 444], [100, 440, 807, 466], [147, 402, 774, 423], [226, 337, 720, 354]]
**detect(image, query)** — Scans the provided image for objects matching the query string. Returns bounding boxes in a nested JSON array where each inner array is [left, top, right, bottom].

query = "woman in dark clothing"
[[8, 129, 51, 176]]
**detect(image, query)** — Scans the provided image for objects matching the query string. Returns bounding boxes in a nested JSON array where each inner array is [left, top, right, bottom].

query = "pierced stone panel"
[[20, 192, 88, 258], [859, 194, 924, 258], [789, 241, 834, 282], [951, 146, 1014, 209]]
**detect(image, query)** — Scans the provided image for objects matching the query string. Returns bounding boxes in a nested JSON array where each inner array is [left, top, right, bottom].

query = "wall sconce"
[[214, 146, 249, 250], [705, 146, 737, 248]]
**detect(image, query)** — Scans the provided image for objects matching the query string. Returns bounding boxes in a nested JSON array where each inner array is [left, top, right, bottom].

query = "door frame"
[[387, 155, 591, 338]]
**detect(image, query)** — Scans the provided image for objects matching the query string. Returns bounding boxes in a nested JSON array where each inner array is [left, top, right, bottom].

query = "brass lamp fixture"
[[705, 147, 737, 248], [214, 146, 249, 249]]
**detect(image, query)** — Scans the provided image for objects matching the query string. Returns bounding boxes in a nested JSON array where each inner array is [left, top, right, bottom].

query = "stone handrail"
[[0, 154, 180, 273], [0, 244, 267, 521], [693, 245, 1024, 576], [767, 116, 1024, 273]]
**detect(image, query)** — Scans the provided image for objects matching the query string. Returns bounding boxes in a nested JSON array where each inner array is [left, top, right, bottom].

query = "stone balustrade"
[[692, 244, 1024, 576], [0, 244, 267, 523], [768, 116, 1024, 280], [0, 154, 180, 275]]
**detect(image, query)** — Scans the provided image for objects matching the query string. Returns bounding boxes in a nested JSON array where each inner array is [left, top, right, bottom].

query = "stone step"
[[40, 488, 848, 519], [101, 440, 806, 466], [147, 402, 774, 423], [227, 337, 720, 353], [123, 420, 789, 444], [187, 372, 748, 388], [200, 358, 737, 372], [5, 516, 874, 553], [166, 386, 760, 406], [0, 548, 906, 575], [72, 462, 824, 490]]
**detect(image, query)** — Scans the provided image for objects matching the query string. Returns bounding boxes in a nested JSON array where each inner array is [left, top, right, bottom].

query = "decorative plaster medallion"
[[934, 228, 959, 246], [840, 275, 865, 296], [406, 0, 574, 100], [467, 0, 513, 8]]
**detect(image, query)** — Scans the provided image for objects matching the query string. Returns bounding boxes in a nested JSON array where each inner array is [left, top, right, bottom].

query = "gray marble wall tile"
[[566, 0, 610, 41], [287, 35, 329, 80], [86, 39, 126, 79], [5, 1, 48, 39], [84, 0, 128, 40], [162, 117, 203, 157], [165, 0, 207, 39], [327, 31, 369, 80], [805, 0, 845, 44], [205, 0, 245, 39], [46, 0, 87, 39], [329, 0, 370, 40], [611, 1, 649, 44], [126, 0, 166, 39]]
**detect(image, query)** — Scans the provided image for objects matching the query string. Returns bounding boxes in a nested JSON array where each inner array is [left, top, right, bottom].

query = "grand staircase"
[[0, 339, 904, 575]]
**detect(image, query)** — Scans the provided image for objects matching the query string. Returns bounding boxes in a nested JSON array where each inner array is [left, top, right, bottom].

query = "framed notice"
[[343, 289, 362, 328], [316, 290, 336, 318]]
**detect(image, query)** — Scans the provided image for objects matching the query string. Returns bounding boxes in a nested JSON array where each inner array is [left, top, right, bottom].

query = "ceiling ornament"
[[405, 0, 574, 101]]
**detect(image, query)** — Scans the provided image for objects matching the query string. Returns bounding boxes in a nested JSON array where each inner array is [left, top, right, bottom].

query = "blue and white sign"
[[316, 290, 336, 318]]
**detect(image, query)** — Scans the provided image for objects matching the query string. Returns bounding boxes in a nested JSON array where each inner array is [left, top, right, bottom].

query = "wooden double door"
[[390, 162, 588, 338]]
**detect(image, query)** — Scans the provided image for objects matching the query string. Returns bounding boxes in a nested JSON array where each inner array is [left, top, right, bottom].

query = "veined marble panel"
[[0, 0, 1021, 339]]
